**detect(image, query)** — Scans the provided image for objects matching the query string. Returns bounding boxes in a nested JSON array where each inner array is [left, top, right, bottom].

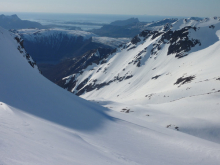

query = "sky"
[[0, 0, 219, 17]]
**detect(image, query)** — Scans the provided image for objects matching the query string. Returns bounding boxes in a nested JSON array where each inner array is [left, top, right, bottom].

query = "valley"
[[0, 13, 220, 165]]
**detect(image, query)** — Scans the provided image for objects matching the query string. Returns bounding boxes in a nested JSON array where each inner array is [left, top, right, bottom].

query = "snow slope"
[[60, 17, 220, 143], [1, 25, 220, 164]]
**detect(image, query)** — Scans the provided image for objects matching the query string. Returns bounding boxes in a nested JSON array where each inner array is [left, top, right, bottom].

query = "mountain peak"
[[110, 18, 140, 26], [11, 14, 20, 19], [0, 14, 20, 20]]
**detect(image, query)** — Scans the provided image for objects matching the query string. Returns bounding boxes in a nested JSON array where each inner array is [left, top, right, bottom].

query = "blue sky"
[[0, 0, 219, 17]]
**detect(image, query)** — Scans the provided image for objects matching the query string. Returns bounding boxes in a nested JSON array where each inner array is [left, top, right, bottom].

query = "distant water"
[[2, 12, 181, 31]]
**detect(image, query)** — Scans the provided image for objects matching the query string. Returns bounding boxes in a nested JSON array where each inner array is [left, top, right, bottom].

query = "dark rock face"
[[152, 75, 162, 80], [174, 75, 196, 86], [131, 36, 141, 45], [150, 26, 201, 58], [76, 79, 109, 96], [57, 75, 78, 92], [139, 30, 152, 38], [76, 78, 89, 91], [209, 25, 215, 29], [151, 31, 163, 40], [59, 67, 133, 95], [127, 46, 136, 51], [164, 27, 201, 58], [75, 73, 133, 96], [128, 47, 148, 67], [163, 23, 173, 31], [14, 36, 37, 69], [130, 30, 163, 46]]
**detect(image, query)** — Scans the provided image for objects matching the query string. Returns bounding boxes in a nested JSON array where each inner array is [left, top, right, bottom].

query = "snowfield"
[[1, 17, 220, 165], [1, 102, 220, 165]]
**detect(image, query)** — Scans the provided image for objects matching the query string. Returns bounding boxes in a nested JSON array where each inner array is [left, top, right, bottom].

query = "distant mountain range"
[[0, 14, 44, 29], [90, 18, 177, 38], [110, 18, 140, 26]]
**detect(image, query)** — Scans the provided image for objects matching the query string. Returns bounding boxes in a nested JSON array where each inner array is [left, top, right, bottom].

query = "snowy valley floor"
[[92, 92, 220, 144], [1, 96, 220, 165]]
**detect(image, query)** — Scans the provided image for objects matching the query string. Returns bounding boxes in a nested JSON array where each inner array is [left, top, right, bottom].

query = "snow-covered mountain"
[[61, 17, 220, 100], [17, 29, 129, 64], [1, 23, 220, 165], [59, 17, 220, 143]]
